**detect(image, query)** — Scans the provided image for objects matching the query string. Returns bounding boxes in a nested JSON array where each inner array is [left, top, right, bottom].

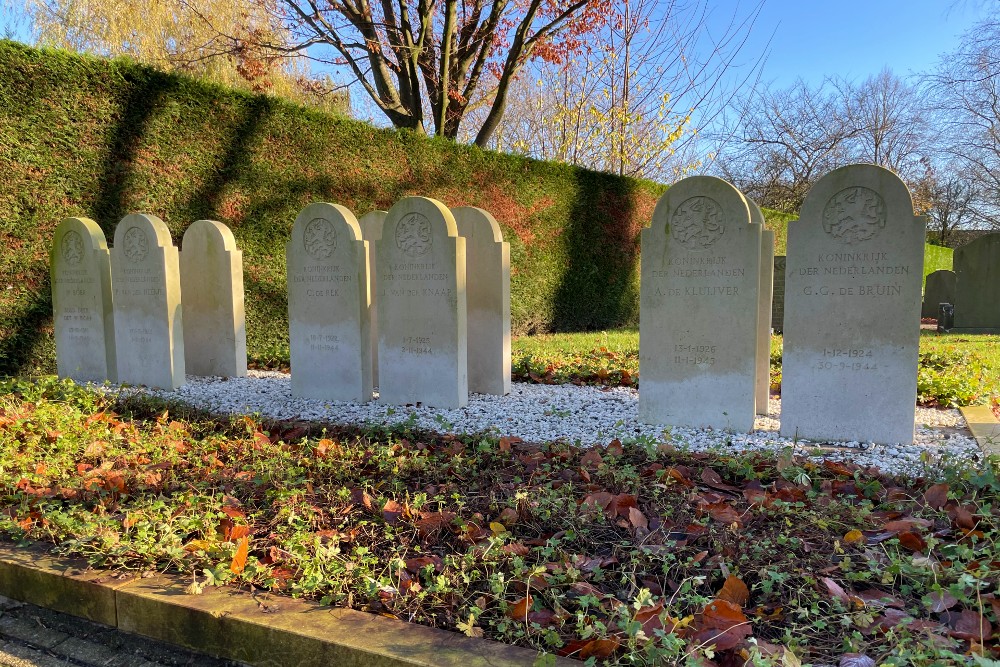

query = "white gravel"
[[109, 371, 985, 476]]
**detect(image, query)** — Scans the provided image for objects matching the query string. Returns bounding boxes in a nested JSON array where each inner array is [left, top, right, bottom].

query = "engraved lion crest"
[[123, 227, 149, 263], [61, 230, 84, 266], [395, 212, 432, 257], [669, 196, 725, 250], [303, 218, 336, 260], [822, 187, 887, 244]]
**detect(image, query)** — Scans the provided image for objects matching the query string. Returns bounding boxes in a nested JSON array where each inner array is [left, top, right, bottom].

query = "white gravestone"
[[180, 220, 247, 378], [287, 203, 372, 402], [780, 164, 925, 445], [358, 210, 387, 387], [51, 217, 116, 383], [111, 213, 185, 389], [377, 197, 468, 408], [749, 200, 775, 415], [453, 206, 511, 396], [639, 176, 762, 432]]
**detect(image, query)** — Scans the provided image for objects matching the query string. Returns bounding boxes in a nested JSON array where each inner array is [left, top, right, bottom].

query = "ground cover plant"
[[511, 330, 1000, 409], [2, 376, 999, 665]]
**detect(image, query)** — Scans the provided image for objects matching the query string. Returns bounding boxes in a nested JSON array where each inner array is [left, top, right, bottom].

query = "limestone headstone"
[[180, 220, 247, 378], [287, 203, 371, 402], [50, 217, 116, 383], [921, 269, 957, 319], [453, 206, 511, 396], [953, 234, 1000, 332], [377, 197, 467, 408], [781, 164, 925, 445], [639, 176, 762, 432], [111, 213, 184, 389], [749, 201, 774, 415], [772, 256, 786, 332], [358, 210, 387, 386]]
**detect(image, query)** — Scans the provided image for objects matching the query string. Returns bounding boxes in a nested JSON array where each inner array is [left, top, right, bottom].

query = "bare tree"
[[713, 79, 857, 212], [469, 0, 766, 180], [927, 17, 1000, 227], [838, 68, 928, 180]]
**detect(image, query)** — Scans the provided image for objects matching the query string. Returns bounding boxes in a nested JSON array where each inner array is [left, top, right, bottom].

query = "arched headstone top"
[[292, 203, 363, 255], [746, 198, 765, 227], [183, 219, 239, 252], [799, 164, 916, 246], [652, 176, 752, 252], [453, 206, 504, 243], [113, 213, 174, 255], [384, 197, 459, 258], [53, 217, 109, 263], [358, 210, 388, 242]]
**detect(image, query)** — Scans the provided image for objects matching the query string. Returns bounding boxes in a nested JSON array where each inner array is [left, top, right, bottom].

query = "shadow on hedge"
[[552, 170, 642, 331]]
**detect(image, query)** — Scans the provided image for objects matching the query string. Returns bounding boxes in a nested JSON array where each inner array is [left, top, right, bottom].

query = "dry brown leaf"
[[923, 483, 949, 510], [690, 599, 753, 651], [927, 590, 959, 613], [508, 595, 533, 622], [821, 577, 850, 604], [898, 531, 927, 553], [580, 449, 603, 469], [943, 608, 992, 641], [718, 575, 750, 607], [579, 637, 620, 659], [627, 506, 648, 531], [382, 499, 404, 526]]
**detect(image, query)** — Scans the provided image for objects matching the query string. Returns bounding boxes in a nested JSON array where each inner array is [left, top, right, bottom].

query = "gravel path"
[[111, 371, 983, 476]]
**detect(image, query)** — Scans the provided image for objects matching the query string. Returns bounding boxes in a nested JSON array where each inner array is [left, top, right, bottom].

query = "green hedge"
[[0, 41, 670, 375]]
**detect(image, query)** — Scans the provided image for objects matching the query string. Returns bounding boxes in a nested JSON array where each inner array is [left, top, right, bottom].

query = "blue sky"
[[722, 0, 987, 87]]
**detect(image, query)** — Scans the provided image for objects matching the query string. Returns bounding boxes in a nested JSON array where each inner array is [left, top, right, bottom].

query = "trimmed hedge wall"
[[0, 42, 678, 375]]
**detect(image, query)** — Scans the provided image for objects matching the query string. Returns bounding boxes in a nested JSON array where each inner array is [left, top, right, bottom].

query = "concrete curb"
[[0, 542, 573, 667], [960, 405, 1000, 454]]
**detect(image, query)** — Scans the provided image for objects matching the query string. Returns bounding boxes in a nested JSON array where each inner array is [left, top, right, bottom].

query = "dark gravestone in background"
[[921, 269, 957, 319], [953, 234, 1000, 333], [771, 255, 786, 332]]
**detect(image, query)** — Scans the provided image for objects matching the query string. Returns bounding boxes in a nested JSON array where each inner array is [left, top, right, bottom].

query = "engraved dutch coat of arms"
[[822, 187, 887, 244], [303, 218, 337, 260], [669, 196, 725, 251], [395, 212, 432, 257]]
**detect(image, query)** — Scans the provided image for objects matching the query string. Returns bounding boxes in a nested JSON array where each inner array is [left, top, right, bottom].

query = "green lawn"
[[513, 329, 999, 408]]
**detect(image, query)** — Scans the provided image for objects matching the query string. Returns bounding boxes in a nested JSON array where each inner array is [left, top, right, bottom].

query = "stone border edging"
[[0, 542, 573, 667], [960, 405, 1000, 454]]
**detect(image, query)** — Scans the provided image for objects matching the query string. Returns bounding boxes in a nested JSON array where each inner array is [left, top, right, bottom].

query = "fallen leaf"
[[382, 499, 404, 526], [821, 577, 851, 604], [580, 449, 603, 469], [579, 637, 620, 659], [942, 608, 992, 641], [508, 595, 533, 622], [898, 531, 927, 553], [927, 590, 959, 613], [606, 439, 624, 456], [230, 536, 249, 574], [923, 483, 949, 510], [839, 654, 876, 667], [689, 599, 752, 650], [700, 468, 738, 491], [718, 575, 750, 607], [628, 506, 648, 531], [844, 529, 864, 545]]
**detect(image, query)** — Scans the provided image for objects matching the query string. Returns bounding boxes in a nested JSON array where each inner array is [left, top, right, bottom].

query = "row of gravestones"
[[640, 164, 925, 445], [54, 164, 925, 445], [919, 235, 1000, 333], [51, 198, 511, 409]]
